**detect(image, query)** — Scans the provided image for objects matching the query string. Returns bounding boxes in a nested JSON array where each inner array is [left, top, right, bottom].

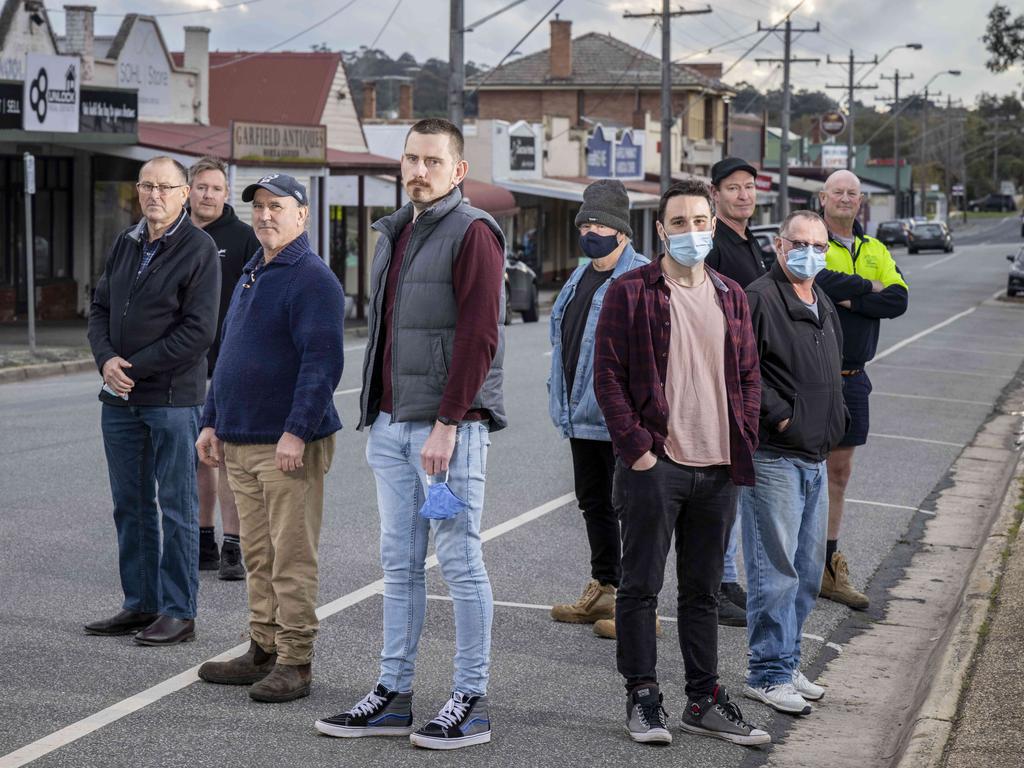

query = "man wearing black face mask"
[[548, 179, 649, 637]]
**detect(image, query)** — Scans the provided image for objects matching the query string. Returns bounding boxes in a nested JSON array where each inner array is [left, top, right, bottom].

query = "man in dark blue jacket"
[[194, 173, 344, 704], [85, 156, 220, 646]]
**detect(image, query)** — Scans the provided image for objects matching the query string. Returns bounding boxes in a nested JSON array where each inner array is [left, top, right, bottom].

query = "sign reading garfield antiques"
[[231, 121, 327, 164]]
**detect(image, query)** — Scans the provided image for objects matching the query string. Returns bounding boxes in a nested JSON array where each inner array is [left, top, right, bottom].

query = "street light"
[[918, 69, 961, 218], [856, 43, 922, 85]]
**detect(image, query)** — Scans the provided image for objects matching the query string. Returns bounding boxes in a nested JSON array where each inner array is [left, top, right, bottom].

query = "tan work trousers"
[[223, 435, 335, 665]]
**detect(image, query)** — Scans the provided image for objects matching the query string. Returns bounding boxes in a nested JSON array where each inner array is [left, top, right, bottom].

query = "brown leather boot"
[[198, 640, 276, 685], [248, 663, 312, 703], [550, 579, 616, 624]]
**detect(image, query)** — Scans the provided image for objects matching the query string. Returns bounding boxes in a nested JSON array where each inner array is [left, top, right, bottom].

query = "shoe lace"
[[833, 552, 851, 579], [637, 700, 667, 729], [348, 689, 387, 717], [577, 580, 601, 608], [430, 696, 471, 729], [715, 700, 754, 730]]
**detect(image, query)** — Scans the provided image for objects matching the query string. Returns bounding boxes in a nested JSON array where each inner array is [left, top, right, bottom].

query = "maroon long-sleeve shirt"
[[377, 219, 504, 423]]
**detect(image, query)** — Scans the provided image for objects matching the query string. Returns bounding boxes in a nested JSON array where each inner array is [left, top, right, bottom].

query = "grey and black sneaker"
[[199, 533, 219, 571], [681, 685, 771, 746], [218, 541, 246, 581], [409, 691, 491, 750], [315, 683, 414, 737], [626, 685, 672, 745], [717, 589, 747, 627]]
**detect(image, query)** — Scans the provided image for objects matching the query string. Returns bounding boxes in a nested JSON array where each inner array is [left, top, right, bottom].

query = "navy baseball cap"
[[242, 173, 308, 205], [711, 157, 758, 185]]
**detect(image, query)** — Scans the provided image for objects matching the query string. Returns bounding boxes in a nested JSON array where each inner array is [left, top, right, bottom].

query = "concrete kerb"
[[750, 374, 1024, 768], [0, 358, 96, 384]]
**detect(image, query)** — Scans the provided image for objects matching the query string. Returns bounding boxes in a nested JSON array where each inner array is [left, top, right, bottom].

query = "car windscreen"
[[918, 225, 944, 236]]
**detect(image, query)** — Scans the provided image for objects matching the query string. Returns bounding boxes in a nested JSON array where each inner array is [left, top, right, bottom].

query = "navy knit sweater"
[[202, 232, 345, 443]]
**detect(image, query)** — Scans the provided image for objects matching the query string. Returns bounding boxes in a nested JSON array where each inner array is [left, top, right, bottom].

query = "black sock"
[[223, 533, 240, 546], [826, 539, 838, 577], [200, 526, 215, 540]]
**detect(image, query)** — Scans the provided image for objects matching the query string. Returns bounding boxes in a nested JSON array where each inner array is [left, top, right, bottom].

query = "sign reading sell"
[[231, 121, 327, 164]]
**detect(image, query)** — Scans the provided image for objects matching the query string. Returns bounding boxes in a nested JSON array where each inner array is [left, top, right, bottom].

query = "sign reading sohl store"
[[22, 54, 80, 133]]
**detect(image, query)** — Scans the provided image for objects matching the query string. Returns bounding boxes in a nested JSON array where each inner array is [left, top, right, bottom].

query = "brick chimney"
[[689, 62, 723, 81], [363, 81, 377, 120], [63, 5, 95, 82], [184, 26, 210, 124], [399, 82, 413, 120], [549, 17, 572, 79]]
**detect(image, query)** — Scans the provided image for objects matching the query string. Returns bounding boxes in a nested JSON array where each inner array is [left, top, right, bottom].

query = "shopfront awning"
[[463, 178, 519, 218], [495, 176, 660, 209]]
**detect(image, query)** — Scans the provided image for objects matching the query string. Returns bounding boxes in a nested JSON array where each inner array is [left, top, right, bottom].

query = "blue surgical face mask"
[[664, 230, 714, 268], [784, 245, 827, 280], [579, 231, 620, 259], [419, 471, 469, 520]]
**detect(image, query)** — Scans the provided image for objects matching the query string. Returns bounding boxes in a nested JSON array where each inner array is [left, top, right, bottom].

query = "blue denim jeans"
[[367, 413, 493, 696], [740, 450, 828, 688], [723, 503, 742, 584], [100, 404, 201, 620]]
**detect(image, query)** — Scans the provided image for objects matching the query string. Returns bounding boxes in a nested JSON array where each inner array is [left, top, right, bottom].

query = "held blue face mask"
[[579, 231, 620, 259], [664, 230, 714, 268], [784, 245, 827, 280], [418, 471, 470, 520]]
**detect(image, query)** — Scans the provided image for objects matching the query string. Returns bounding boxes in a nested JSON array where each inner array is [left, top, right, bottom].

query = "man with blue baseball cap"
[[195, 172, 345, 703]]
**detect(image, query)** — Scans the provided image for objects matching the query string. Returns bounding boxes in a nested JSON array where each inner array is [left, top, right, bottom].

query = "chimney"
[[549, 16, 572, 79], [63, 5, 95, 82], [689, 62, 723, 81], [399, 82, 413, 120], [184, 26, 210, 125], [363, 81, 377, 120]]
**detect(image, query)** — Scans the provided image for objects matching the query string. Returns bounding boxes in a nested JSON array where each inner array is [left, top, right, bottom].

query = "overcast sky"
[[57, 0, 1022, 109]]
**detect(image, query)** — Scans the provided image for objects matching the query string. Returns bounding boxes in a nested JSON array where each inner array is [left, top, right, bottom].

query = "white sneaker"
[[792, 671, 824, 701], [743, 682, 812, 715]]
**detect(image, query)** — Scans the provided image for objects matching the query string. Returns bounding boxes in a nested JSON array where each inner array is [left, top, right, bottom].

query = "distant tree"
[[983, 4, 1024, 72]]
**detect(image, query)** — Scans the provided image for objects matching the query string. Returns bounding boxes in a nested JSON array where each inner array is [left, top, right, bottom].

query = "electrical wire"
[[368, 0, 403, 50], [468, 0, 565, 95]]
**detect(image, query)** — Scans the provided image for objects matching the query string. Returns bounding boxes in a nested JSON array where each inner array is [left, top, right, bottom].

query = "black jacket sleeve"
[[850, 284, 909, 319], [87, 233, 123, 372], [815, 268, 874, 302]]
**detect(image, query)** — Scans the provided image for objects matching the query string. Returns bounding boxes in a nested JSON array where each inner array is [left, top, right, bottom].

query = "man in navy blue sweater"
[[194, 173, 345, 704]]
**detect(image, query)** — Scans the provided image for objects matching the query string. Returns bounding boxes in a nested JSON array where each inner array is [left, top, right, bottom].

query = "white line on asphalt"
[[917, 251, 963, 271], [332, 387, 361, 397], [872, 391, 994, 407], [871, 433, 964, 448], [868, 307, 977, 364], [909, 344, 1022, 359], [0, 492, 577, 768], [801, 633, 844, 654], [870, 363, 997, 379], [846, 499, 921, 512], [543, 350, 553, 357]]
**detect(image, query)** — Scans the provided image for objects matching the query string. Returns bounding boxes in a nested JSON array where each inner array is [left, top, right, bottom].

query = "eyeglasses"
[[779, 236, 828, 255], [137, 183, 185, 196]]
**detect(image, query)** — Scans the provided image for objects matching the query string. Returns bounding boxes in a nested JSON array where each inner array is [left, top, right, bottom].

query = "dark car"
[[968, 193, 1016, 212], [1006, 248, 1024, 297], [907, 222, 953, 254], [876, 220, 911, 246], [504, 251, 539, 323], [749, 223, 779, 269]]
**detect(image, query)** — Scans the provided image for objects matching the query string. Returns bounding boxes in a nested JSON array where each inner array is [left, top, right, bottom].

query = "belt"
[[841, 369, 863, 376]]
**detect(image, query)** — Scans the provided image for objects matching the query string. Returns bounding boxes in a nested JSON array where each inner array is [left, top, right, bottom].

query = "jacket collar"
[[244, 231, 312, 271], [374, 186, 464, 241], [641, 255, 729, 293], [610, 243, 644, 279], [128, 208, 189, 245], [714, 219, 753, 244], [769, 260, 827, 326]]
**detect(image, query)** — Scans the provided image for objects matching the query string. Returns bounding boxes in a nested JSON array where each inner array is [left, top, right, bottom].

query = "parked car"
[[968, 193, 1016, 212], [749, 223, 780, 269], [907, 222, 953, 254], [1006, 247, 1024, 297], [504, 251, 539, 323], [876, 220, 911, 246]]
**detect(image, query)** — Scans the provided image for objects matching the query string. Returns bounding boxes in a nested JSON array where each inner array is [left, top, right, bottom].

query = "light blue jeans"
[[723, 504, 742, 584], [367, 412, 493, 696], [741, 450, 828, 688]]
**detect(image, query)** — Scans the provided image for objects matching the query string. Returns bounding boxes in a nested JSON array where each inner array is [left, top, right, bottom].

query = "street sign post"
[[23, 152, 36, 354]]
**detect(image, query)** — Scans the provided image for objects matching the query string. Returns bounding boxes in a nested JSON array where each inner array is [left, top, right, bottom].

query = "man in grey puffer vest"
[[315, 119, 505, 751]]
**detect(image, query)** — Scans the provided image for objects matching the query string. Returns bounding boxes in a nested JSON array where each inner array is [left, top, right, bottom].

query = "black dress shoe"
[[84, 610, 159, 636], [134, 616, 196, 646]]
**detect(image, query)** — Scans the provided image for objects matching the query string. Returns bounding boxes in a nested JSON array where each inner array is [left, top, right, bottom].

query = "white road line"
[[868, 308, 977, 364], [872, 391, 994, 407], [332, 387, 361, 397], [870, 363, 997, 379], [918, 251, 963, 271], [908, 344, 1022, 359], [801, 633, 844, 654], [543, 350, 553, 357], [871, 433, 964, 448], [0, 492, 577, 768], [846, 498, 921, 512]]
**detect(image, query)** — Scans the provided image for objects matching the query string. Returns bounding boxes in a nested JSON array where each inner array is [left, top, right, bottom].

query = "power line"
[[368, 0, 403, 50], [467, 0, 565, 96]]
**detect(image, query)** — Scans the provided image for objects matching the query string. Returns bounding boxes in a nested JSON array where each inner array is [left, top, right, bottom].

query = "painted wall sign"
[[23, 53, 79, 132], [116, 19, 172, 118], [79, 88, 138, 134], [586, 125, 613, 178], [614, 130, 643, 179]]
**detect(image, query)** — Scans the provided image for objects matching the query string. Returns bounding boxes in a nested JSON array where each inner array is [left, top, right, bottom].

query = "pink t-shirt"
[[662, 272, 731, 467]]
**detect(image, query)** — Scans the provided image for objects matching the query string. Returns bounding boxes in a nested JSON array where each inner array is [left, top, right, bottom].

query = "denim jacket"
[[548, 245, 649, 440]]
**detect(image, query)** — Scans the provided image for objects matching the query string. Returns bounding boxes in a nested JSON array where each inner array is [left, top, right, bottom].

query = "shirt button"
[[661, 352, 667, 358]]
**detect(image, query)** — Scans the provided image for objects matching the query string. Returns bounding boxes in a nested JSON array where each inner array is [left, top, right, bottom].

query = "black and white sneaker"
[[626, 684, 672, 744], [409, 691, 491, 750], [681, 685, 770, 746], [315, 683, 414, 737]]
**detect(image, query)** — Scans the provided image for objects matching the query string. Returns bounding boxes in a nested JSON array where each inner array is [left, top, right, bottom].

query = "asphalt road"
[[2, 215, 1023, 768]]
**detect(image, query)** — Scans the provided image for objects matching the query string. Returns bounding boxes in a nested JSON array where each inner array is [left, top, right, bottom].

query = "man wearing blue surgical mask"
[[548, 179, 649, 636], [739, 210, 847, 716]]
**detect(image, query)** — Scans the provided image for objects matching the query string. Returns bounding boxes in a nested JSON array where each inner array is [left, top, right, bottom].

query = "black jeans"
[[569, 438, 620, 587], [614, 457, 737, 699]]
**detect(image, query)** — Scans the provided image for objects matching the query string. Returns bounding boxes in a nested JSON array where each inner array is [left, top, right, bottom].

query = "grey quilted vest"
[[358, 186, 507, 431]]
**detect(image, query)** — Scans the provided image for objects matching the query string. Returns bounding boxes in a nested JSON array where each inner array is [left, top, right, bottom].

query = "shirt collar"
[[642, 255, 729, 293], [129, 208, 188, 245]]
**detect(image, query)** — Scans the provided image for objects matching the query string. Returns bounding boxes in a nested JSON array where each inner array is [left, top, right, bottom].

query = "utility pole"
[[624, 3, 712, 194], [990, 115, 1013, 187], [448, 0, 465, 130], [756, 18, 820, 218], [879, 70, 912, 217], [943, 96, 964, 221], [917, 87, 941, 217], [826, 50, 878, 170]]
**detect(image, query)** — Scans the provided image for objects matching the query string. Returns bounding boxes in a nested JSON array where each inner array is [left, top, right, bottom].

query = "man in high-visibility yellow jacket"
[[815, 169, 909, 611]]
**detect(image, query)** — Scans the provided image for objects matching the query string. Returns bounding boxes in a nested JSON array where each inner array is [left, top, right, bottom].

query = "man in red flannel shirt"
[[594, 180, 767, 747]]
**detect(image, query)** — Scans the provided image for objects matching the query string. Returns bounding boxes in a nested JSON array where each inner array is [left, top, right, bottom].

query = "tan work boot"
[[593, 615, 663, 640], [550, 579, 615, 624], [820, 551, 869, 610], [198, 640, 277, 685], [248, 663, 312, 703]]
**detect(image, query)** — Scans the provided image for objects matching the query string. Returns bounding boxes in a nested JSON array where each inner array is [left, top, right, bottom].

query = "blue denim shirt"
[[548, 244, 649, 440]]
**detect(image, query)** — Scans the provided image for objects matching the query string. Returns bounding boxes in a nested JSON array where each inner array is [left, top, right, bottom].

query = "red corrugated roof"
[[171, 51, 339, 127]]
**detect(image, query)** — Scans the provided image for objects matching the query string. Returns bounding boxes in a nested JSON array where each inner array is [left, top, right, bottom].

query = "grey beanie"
[[575, 179, 633, 238]]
